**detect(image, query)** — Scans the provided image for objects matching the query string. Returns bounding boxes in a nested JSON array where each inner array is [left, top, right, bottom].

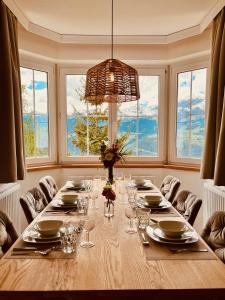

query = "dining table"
[[0, 179, 225, 300]]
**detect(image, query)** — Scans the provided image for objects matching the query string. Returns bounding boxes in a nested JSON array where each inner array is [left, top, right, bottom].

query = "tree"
[[70, 77, 130, 155]]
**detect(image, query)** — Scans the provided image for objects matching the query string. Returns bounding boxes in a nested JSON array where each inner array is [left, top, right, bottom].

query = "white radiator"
[[0, 182, 22, 233], [203, 180, 225, 225]]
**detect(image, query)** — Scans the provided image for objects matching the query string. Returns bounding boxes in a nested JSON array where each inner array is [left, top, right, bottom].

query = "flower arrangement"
[[100, 141, 127, 183], [102, 183, 116, 201], [102, 183, 116, 218]]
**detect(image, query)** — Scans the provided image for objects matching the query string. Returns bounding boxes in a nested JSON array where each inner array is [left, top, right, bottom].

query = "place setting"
[[142, 219, 215, 260], [44, 193, 80, 216], [5, 219, 84, 259], [136, 194, 175, 215], [128, 178, 155, 191]]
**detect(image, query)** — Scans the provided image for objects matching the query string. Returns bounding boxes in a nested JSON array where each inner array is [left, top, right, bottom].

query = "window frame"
[[168, 59, 210, 165], [20, 58, 57, 165], [58, 65, 167, 164]]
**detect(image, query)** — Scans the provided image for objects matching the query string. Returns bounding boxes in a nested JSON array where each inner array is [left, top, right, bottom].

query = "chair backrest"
[[20, 187, 48, 224], [202, 211, 225, 250], [0, 210, 18, 255], [172, 190, 202, 226], [39, 176, 58, 203], [160, 175, 181, 203]]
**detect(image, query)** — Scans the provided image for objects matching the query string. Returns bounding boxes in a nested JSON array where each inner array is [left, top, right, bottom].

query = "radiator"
[[0, 182, 22, 233], [203, 180, 225, 225]]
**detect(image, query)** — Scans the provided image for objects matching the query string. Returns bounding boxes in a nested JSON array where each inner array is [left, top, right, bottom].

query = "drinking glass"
[[80, 219, 95, 248], [125, 207, 137, 234], [126, 186, 137, 205], [117, 180, 128, 204], [90, 189, 99, 209], [77, 197, 88, 215], [136, 208, 151, 229], [60, 223, 77, 254]]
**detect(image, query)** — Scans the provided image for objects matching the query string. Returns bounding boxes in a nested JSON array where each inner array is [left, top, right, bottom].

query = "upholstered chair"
[[20, 187, 48, 224], [202, 211, 225, 263], [172, 190, 202, 226], [160, 175, 181, 203], [39, 175, 58, 203], [0, 210, 18, 256]]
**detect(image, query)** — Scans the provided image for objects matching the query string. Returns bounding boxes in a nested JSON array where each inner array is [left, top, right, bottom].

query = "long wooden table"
[[0, 181, 225, 300]]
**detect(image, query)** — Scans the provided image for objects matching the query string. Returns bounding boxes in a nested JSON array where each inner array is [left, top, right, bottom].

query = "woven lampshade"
[[84, 58, 140, 104]]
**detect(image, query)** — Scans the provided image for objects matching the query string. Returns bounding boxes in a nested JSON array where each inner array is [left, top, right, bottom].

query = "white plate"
[[153, 227, 194, 242], [22, 229, 61, 243], [146, 226, 198, 245], [51, 199, 77, 208], [137, 198, 172, 209]]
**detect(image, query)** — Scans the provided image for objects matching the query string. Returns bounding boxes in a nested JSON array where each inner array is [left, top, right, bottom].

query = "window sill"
[[26, 163, 200, 172]]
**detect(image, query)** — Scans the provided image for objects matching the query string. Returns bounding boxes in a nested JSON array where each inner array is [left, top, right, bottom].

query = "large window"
[[61, 68, 165, 162], [20, 67, 49, 158], [176, 68, 207, 159]]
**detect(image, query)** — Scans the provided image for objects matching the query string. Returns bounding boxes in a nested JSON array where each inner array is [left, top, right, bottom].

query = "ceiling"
[[4, 0, 225, 43]]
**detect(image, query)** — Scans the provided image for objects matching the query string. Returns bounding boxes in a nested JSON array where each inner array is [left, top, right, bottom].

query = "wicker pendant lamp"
[[84, 0, 140, 104]]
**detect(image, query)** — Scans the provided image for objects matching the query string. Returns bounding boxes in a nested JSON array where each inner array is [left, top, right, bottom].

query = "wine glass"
[[90, 189, 99, 209], [117, 181, 128, 204], [80, 219, 95, 248], [125, 207, 137, 234]]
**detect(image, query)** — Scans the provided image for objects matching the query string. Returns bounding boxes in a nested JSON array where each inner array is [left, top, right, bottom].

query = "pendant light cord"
[[111, 0, 114, 59]]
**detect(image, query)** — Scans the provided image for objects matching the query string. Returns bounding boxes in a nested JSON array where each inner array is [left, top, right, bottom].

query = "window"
[[20, 61, 56, 165], [60, 67, 165, 163], [176, 68, 207, 159], [169, 62, 208, 165], [66, 75, 108, 156], [117, 76, 159, 156]]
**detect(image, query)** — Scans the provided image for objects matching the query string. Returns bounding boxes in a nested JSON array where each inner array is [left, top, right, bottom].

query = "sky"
[[20, 67, 207, 116]]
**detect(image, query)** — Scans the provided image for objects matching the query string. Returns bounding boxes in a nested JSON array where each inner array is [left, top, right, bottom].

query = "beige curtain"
[[201, 7, 225, 186], [0, 0, 25, 182]]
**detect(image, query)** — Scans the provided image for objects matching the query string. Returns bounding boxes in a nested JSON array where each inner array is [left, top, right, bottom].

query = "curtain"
[[0, 0, 25, 182], [201, 7, 225, 186]]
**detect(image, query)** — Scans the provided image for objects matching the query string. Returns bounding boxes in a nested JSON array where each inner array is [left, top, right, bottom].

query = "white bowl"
[[158, 220, 187, 238], [61, 193, 78, 204], [135, 179, 145, 186], [35, 220, 63, 236], [144, 195, 162, 205]]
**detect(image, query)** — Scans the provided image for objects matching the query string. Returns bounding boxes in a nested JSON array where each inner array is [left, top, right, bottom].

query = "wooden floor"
[[0, 183, 225, 300]]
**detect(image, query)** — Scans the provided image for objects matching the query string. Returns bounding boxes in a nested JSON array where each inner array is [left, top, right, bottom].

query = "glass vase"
[[104, 201, 114, 218]]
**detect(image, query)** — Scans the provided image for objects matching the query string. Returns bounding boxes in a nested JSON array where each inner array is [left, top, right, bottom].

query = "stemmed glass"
[[117, 180, 128, 204], [126, 186, 137, 206], [125, 207, 137, 234], [90, 189, 99, 209], [80, 219, 95, 248]]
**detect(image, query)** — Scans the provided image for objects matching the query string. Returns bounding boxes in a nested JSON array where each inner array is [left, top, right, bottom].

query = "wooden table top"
[[0, 181, 225, 300]]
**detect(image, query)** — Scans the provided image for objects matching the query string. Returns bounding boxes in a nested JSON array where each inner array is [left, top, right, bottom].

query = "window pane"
[[191, 69, 207, 115], [176, 68, 207, 159], [20, 67, 49, 159], [20, 67, 34, 114], [117, 75, 159, 157], [139, 76, 159, 116], [138, 117, 158, 156], [118, 117, 137, 155], [66, 75, 108, 156]]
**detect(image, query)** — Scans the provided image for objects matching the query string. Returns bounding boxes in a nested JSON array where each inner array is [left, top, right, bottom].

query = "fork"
[[12, 246, 57, 256]]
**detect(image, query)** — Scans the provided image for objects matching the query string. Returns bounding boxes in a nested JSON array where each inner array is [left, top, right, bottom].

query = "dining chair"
[[172, 190, 202, 226], [202, 211, 225, 263], [39, 175, 58, 203], [159, 175, 181, 203], [0, 210, 18, 256], [20, 187, 48, 224]]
